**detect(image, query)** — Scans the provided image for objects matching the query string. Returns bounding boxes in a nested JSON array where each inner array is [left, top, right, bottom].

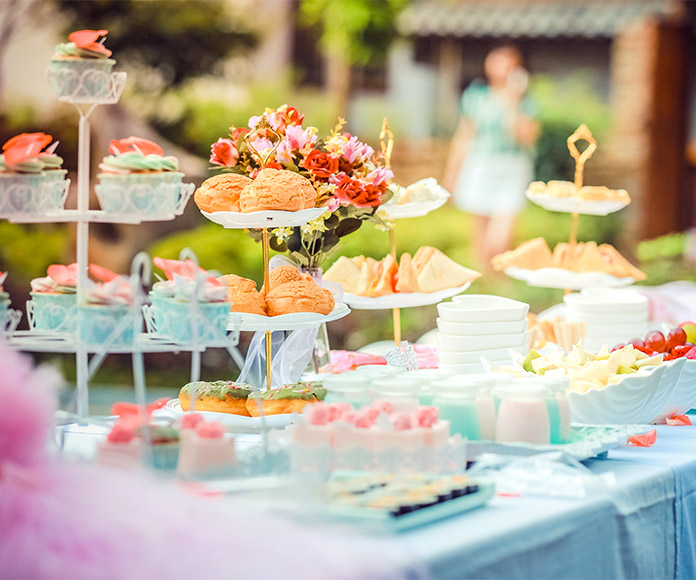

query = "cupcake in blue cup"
[[49, 29, 115, 101], [28, 263, 78, 332], [148, 257, 230, 344], [96, 137, 185, 216], [0, 132, 61, 216], [78, 266, 137, 348], [39, 143, 69, 211]]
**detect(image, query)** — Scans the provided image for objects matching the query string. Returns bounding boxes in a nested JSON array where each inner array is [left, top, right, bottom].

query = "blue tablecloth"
[[389, 419, 696, 579]]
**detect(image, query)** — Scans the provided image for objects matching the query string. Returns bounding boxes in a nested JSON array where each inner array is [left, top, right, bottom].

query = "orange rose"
[[303, 149, 338, 178], [335, 177, 382, 208]]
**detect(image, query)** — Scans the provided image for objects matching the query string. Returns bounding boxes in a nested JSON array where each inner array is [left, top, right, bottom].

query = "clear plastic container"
[[494, 383, 550, 444], [466, 374, 497, 441], [432, 378, 481, 441], [323, 371, 372, 408], [371, 376, 420, 411], [352, 365, 402, 378], [395, 368, 454, 405]]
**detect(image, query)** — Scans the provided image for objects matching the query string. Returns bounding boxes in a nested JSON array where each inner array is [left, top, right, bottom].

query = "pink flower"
[[342, 136, 374, 164], [209, 138, 238, 168], [109, 137, 164, 157], [181, 413, 204, 430], [285, 125, 315, 151], [365, 167, 394, 187], [47, 263, 78, 286]]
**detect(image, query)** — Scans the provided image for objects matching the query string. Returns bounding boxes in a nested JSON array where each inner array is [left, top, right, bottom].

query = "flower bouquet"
[[207, 105, 393, 269]]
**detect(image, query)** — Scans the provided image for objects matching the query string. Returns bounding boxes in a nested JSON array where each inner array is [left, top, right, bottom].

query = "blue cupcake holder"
[[27, 292, 77, 332], [95, 172, 193, 217], [148, 443, 180, 471], [77, 303, 136, 347], [0, 173, 45, 217], [144, 295, 230, 344], [48, 58, 116, 101], [41, 170, 70, 211]]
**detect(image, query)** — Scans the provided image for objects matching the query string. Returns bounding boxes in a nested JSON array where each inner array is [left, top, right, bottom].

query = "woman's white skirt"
[[453, 152, 533, 217]]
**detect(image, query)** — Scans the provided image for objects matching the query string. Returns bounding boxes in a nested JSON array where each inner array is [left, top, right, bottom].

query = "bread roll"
[[194, 174, 252, 213]]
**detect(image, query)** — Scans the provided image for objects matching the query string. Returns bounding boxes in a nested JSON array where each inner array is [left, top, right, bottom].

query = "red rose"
[[303, 149, 339, 178], [335, 177, 382, 208], [209, 138, 238, 167], [338, 159, 353, 175]]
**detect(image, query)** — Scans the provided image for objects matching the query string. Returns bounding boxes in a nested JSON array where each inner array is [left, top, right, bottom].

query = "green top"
[[180, 380, 253, 401], [249, 382, 326, 401], [461, 80, 536, 156]]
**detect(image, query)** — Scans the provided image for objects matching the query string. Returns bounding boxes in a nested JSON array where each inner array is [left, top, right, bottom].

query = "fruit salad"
[[613, 323, 696, 361], [517, 344, 664, 394]]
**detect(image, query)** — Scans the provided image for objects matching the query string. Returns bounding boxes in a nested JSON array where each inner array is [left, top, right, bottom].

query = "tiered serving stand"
[[200, 117, 351, 390], [3, 67, 243, 421], [503, 124, 634, 292], [340, 118, 464, 347]]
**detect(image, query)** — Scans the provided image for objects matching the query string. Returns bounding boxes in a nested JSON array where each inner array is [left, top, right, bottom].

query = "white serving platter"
[[380, 197, 449, 220], [342, 283, 472, 310], [227, 302, 350, 331], [526, 192, 630, 216], [505, 267, 635, 290], [201, 206, 327, 229], [153, 399, 296, 431]]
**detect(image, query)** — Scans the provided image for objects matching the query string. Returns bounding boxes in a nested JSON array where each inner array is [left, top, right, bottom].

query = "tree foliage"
[[53, 0, 257, 88], [299, 0, 405, 67]]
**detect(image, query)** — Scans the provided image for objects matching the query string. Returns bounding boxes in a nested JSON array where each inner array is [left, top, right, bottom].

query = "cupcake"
[[28, 263, 78, 332], [48, 29, 116, 101], [145, 424, 181, 471], [77, 266, 136, 347], [148, 257, 230, 344], [0, 133, 68, 216], [95, 137, 186, 216]]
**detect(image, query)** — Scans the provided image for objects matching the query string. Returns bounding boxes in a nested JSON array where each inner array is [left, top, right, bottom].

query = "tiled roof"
[[397, 1, 669, 38]]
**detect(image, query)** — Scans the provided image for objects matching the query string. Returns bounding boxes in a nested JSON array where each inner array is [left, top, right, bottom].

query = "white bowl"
[[565, 308, 648, 326], [583, 323, 648, 339], [564, 288, 648, 314], [439, 295, 529, 323], [438, 345, 527, 365], [436, 317, 528, 336], [566, 358, 683, 425], [437, 331, 527, 352], [652, 359, 696, 422]]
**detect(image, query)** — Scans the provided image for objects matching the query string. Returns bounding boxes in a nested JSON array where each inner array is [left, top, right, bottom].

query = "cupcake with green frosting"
[[0, 132, 67, 215], [96, 137, 186, 216], [49, 29, 115, 101]]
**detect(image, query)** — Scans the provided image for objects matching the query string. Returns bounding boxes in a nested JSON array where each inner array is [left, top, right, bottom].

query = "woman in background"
[[443, 45, 540, 270]]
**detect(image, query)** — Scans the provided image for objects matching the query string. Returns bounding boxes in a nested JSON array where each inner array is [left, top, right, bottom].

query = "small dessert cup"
[[96, 172, 184, 216], [27, 292, 77, 332], [0, 173, 44, 217], [48, 58, 116, 101], [41, 169, 70, 211], [147, 294, 229, 344], [77, 303, 136, 347]]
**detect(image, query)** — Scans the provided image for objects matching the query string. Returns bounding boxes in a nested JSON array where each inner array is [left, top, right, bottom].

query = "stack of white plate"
[[436, 295, 530, 374], [564, 287, 648, 352]]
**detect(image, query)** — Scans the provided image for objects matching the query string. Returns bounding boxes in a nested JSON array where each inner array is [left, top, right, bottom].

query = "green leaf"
[[335, 217, 363, 237]]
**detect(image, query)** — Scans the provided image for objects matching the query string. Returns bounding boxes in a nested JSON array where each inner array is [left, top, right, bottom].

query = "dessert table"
[[390, 416, 696, 579]]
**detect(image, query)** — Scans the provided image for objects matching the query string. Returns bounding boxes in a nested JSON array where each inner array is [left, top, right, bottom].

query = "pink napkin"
[[627, 429, 657, 447]]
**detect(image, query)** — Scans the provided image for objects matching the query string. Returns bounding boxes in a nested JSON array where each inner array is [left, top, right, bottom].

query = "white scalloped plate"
[[505, 267, 634, 290], [652, 359, 696, 423], [153, 398, 296, 431], [526, 193, 630, 216], [566, 357, 684, 425], [380, 197, 449, 220], [227, 302, 350, 331], [342, 282, 472, 310], [201, 206, 328, 229]]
